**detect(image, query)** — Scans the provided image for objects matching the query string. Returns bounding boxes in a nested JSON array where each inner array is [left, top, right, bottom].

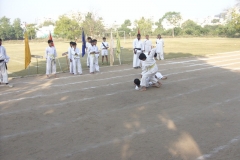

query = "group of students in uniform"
[[0, 34, 166, 91], [132, 34, 164, 69], [132, 34, 167, 91], [45, 37, 110, 77]]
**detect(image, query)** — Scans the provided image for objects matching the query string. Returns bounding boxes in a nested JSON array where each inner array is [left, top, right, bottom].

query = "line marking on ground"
[[8, 53, 240, 85], [196, 135, 240, 160], [1, 61, 240, 104], [62, 95, 240, 158], [1, 76, 239, 140], [4, 56, 240, 97]]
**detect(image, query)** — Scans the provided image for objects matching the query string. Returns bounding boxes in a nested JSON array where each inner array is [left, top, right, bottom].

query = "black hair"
[[72, 42, 77, 46], [91, 40, 95, 43], [48, 40, 53, 43], [93, 39, 97, 42], [103, 37, 106, 39], [137, 34, 141, 37], [139, 53, 146, 60], [134, 78, 140, 86], [87, 37, 92, 40], [70, 41, 74, 45], [0, 39, 2, 41]]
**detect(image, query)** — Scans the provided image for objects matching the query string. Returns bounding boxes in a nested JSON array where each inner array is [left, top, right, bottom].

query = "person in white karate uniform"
[[139, 48, 162, 91], [100, 37, 109, 65], [86, 37, 92, 68], [71, 42, 82, 75], [45, 40, 57, 78], [88, 40, 98, 74], [156, 34, 164, 60], [68, 41, 74, 74], [133, 34, 144, 69], [93, 39, 100, 72], [134, 72, 167, 90], [0, 39, 12, 87], [143, 35, 152, 53]]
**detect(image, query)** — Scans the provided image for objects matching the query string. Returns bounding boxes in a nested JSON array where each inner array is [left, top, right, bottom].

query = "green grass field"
[[3, 37, 240, 77]]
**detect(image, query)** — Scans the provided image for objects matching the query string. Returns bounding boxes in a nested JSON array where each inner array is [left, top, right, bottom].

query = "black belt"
[[134, 48, 141, 50]]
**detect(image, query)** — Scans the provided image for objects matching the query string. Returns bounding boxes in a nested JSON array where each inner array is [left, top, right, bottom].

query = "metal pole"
[[119, 48, 121, 65]]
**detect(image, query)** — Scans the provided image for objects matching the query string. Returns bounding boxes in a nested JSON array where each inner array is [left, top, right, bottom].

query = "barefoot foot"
[[140, 87, 147, 91]]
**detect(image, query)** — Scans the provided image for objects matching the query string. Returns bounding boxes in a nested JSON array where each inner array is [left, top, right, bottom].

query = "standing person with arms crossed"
[[45, 40, 57, 78], [100, 37, 109, 65], [0, 39, 12, 87], [133, 34, 144, 69], [144, 35, 152, 53], [156, 34, 164, 60]]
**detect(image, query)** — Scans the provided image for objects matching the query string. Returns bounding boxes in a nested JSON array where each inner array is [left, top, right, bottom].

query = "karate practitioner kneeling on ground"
[[138, 48, 162, 91], [134, 72, 167, 90]]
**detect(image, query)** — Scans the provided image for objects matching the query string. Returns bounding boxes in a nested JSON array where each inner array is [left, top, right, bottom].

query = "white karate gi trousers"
[[0, 61, 8, 83], [133, 51, 141, 68], [87, 53, 90, 67], [155, 72, 164, 79], [73, 58, 82, 75], [46, 59, 56, 75], [69, 60, 73, 73], [95, 54, 100, 72], [89, 54, 96, 73], [156, 48, 164, 60]]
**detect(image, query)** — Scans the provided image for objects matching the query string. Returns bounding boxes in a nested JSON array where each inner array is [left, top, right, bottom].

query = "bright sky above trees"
[[0, 0, 236, 25]]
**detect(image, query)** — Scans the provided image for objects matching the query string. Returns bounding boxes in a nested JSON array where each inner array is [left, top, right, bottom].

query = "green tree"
[[161, 12, 182, 37], [13, 18, 23, 40], [181, 20, 203, 36], [26, 24, 37, 39], [226, 10, 240, 36], [42, 20, 55, 26], [118, 19, 132, 37], [0, 16, 15, 40], [70, 11, 83, 25], [134, 17, 153, 36], [154, 17, 165, 35], [54, 15, 81, 39], [211, 19, 220, 23], [82, 12, 105, 37]]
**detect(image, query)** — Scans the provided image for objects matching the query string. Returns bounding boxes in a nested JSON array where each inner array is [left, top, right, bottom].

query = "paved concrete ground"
[[0, 51, 240, 160]]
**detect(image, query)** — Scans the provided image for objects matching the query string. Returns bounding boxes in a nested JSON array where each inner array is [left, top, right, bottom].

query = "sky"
[[0, 0, 237, 26]]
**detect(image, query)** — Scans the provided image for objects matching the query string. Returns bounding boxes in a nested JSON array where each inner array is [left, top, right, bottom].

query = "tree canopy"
[[54, 15, 81, 39]]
